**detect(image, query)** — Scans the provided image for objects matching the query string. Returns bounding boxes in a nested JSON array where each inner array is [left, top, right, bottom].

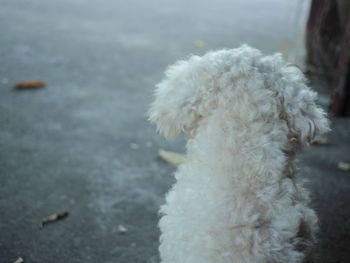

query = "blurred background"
[[0, 0, 349, 262]]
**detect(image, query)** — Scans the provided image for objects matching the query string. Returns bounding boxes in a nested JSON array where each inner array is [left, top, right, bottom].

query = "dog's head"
[[149, 45, 329, 146]]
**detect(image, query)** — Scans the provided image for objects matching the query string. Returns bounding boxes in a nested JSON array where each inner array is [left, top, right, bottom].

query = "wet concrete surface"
[[0, 0, 349, 262]]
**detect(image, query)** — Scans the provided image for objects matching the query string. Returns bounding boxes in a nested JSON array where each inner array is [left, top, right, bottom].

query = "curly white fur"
[[149, 45, 330, 263]]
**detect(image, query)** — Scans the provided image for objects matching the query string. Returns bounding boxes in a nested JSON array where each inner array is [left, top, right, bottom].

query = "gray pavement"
[[0, 1, 349, 262]]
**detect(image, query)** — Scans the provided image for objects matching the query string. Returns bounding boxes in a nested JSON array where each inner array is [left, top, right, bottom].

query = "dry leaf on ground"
[[195, 40, 204, 48], [338, 162, 350, 171], [158, 149, 186, 168], [14, 257, 24, 263], [312, 136, 329, 145], [117, 224, 128, 233], [14, 80, 45, 90]]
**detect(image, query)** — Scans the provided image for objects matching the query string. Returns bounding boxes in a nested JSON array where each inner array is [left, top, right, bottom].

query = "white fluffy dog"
[[149, 45, 329, 263]]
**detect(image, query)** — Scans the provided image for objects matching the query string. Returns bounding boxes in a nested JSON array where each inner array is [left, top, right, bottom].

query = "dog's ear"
[[149, 56, 208, 139], [280, 66, 330, 145]]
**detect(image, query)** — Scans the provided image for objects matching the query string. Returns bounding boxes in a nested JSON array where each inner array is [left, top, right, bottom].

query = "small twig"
[[40, 211, 69, 229]]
